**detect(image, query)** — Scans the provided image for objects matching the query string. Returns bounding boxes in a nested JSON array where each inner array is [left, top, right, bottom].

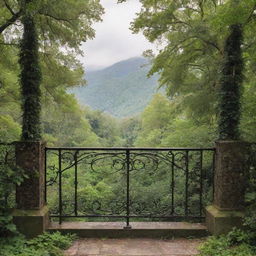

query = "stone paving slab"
[[65, 238, 203, 256], [50, 222, 206, 230], [48, 222, 208, 238]]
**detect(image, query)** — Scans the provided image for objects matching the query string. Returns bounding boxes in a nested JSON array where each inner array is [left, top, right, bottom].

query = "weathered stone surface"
[[206, 205, 244, 235], [214, 140, 250, 210], [13, 205, 50, 238], [48, 222, 208, 238], [64, 238, 203, 256], [206, 140, 249, 235], [15, 141, 46, 209], [13, 141, 50, 237]]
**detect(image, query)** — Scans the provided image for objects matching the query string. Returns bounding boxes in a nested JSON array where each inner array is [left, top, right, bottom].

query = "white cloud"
[[79, 0, 154, 69]]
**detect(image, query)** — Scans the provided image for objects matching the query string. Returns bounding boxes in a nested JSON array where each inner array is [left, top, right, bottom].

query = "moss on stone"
[[206, 205, 244, 235], [12, 206, 50, 238]]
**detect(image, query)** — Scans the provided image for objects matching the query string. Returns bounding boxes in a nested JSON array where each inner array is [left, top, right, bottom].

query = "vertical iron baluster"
[[171, 153, 175, 214], [199, 150, 203, 217], [44, 147, 47, 203], [124, 149, 131, 229], [58, 149, 62, 225], [74, 150, 78, 216], [185, 150, 189, 217]]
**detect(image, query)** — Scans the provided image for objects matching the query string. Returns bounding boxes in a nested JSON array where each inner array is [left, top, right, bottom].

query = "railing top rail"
[[45, 146, 215, 151]]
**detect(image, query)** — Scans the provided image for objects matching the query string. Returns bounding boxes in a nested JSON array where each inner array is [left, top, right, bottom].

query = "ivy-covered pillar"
[[206, 141, 249, 235], [12, 141, 49, 238]]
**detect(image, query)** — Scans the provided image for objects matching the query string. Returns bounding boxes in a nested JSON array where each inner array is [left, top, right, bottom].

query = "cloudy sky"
[[80, 0, 155, 69]]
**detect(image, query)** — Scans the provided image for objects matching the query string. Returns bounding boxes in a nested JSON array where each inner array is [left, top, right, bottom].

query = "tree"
[[85, 109, 123, 147], [135, 93, 216, 147], [120, 117, 141, 147], [218, 24, 243, 140], [0, 0, 103, 141], [41, 96, 101, 147], [19, 0, 42, 140], [127, 0, 256, 139]]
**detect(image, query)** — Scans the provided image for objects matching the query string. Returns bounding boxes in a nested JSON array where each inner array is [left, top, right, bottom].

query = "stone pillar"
[[206, 141, 250, 235], [12, 141, 50, 238]]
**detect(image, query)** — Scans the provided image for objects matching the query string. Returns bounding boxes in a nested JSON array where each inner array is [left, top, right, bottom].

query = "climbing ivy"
[[218, 24, 244, 140], [19, 2, 42, 141]]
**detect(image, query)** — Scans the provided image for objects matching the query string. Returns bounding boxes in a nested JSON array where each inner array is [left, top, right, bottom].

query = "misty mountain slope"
[[72, 57, 160, 118]]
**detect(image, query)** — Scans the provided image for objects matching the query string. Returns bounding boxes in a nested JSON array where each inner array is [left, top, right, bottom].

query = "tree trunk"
[[218, 24, 243, 140], [19, 5, 42, 141]]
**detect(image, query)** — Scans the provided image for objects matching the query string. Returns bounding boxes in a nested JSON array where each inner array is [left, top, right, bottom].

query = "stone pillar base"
[[12, 205, 50, 238], [206, 205, 244, 235]]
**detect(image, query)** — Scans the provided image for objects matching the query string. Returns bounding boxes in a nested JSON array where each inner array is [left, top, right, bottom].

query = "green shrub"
[[198, 228, 256, 256], [0, 144, 27, 236], [0, 232, 76, 256]]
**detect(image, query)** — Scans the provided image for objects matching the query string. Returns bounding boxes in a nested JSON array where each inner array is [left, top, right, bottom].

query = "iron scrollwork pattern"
[[45, 147, 215, 225]]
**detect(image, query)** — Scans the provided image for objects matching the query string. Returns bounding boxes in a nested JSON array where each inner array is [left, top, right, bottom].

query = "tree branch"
[[194, 36, 222, 54], [38, 11, 74, 25], [0, 9, 22, 34], [198, 0, 204, 19], [244, 4, 256, 25], [3, 0, 15, 15]]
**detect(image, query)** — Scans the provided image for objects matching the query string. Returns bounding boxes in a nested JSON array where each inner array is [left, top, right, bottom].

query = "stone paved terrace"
[[65, 238, 203, 256]]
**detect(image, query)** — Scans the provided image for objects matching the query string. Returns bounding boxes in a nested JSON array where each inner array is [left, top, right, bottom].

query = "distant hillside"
[[72, 57, 160, 118]]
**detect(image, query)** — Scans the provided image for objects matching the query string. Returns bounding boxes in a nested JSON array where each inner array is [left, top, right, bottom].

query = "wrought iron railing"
[[45, 147, 215, 227]]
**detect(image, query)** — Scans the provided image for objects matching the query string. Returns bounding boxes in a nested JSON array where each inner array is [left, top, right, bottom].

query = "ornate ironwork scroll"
[[45, 147, 215, 225]]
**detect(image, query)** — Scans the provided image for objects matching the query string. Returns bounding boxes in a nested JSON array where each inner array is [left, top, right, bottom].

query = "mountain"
[[72, 57, 160, 118]]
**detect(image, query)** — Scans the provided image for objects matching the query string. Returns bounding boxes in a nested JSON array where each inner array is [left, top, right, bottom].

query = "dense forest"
[[1, 1, 256, 147], [1, 0, 256, 256]]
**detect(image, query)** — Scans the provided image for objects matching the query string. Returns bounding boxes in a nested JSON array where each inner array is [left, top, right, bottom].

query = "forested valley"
[[1, 1, 256, 147], [1, 1, 256, 256], [2, 57, 256, 148]]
